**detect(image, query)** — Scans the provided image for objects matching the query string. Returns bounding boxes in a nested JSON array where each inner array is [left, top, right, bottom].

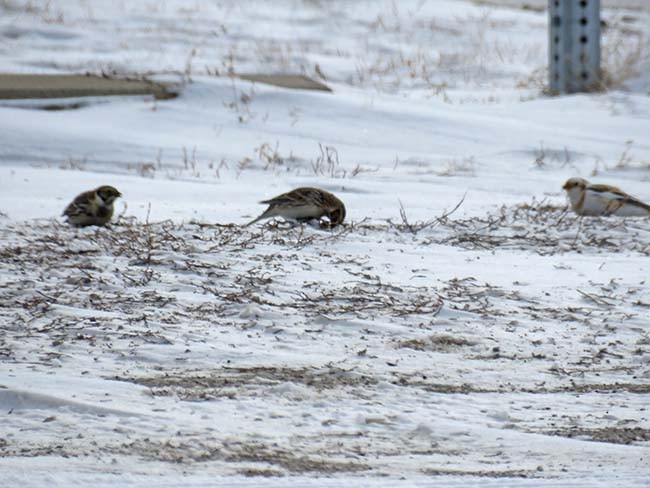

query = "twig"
[[392, 193, 466, 234], [572, 216, 583, 246], [577, 289, 614, 307]]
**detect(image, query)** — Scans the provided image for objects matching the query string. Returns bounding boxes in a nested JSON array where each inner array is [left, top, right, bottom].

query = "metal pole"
[[549, 0, 601, 95]]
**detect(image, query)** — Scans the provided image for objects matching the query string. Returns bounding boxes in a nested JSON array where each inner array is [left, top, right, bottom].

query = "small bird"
[[562, 177, 650, 217], [245, 187, 346, 228], [63, 185, 122, 227]]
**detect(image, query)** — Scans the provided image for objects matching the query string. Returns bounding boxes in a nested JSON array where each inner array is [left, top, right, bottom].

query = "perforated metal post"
[[549, 0, 601, 95]]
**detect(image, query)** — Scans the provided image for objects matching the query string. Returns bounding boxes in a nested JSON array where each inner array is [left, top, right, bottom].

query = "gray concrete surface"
[[0, 74, 175, 100], [0, 73, 330, 102], [235, 74, 331, 92]]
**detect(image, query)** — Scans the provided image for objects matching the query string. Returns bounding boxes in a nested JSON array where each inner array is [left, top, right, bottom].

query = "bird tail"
[[244, 218, 259, 227], [244, 214, 266, 227], [244, 205, 279, 227]]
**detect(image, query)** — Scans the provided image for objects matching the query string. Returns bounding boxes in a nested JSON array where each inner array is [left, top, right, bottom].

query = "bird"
[[562, 177, 650, 217], [245, 187, 346, 228], [62, 185, 122, 227]]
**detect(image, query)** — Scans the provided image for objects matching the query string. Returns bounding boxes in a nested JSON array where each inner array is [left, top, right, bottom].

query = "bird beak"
[[562, 182, 570, 190]]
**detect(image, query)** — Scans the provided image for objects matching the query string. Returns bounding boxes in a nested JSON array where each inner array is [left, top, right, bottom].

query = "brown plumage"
[[63, 185, 122, 227], [246, 187, 346, 228]]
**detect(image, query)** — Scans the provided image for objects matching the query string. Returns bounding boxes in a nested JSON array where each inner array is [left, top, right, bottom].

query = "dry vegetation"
[[2, 200, 650, 475], [385, 199, 650, 255], [2, 200, 649, 366], [601, 15, 650, 90]]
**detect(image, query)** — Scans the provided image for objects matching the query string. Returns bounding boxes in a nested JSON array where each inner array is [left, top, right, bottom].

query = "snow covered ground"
[[1, 0, 650, 486]]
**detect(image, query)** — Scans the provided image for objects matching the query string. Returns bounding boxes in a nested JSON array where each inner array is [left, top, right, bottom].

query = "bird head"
[[326, 201, 346, 228], [562, 177, 588, 192], [96, 185, 122, 204]]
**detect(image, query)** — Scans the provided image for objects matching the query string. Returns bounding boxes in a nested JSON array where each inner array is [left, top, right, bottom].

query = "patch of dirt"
[[422, 467, 539, 478], [389, 374, 490, 393], [117, 366, 378, 400], [2, 438, 369, 473], [553, 383, 650, 394], [237, 468, 284, 477], [389, 375, 650, 395], [222, 440, 369, 474], [0, 443, 74, 458], [135, 367, 645, 397], [544, 426, 650, 445], [395, 334, 475, 351], [111, 438, 369, 473]]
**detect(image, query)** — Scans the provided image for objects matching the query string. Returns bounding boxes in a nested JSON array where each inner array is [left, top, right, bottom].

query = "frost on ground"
[[1, 0, 650, 486]]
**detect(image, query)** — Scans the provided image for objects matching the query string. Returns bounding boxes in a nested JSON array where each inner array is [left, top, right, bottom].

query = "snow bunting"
[[63, 185, 122, 227], [562, 177, 650, 217], [246, 187, 346, 228]]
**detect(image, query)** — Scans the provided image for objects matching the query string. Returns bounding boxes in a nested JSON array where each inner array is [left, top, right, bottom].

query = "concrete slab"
[[235, 74, 331, 92], [0, 73, 330, 104], [0, 74, 175, 100]]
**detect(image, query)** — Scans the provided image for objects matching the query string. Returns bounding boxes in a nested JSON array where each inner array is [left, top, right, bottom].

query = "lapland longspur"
[[246, 187, 346, 228], [563, 177, 650, 217], [63, 185, 122, 227]]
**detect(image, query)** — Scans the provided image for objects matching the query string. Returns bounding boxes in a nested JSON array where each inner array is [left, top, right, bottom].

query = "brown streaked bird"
[[63, 185, 122, 227], [562, 177, 650, 217], [245, 187, 346, 228]]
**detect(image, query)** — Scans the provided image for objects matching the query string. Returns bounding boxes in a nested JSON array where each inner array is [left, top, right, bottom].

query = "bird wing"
[[588, 185, 650, 213], [260, 188, 323, 207], [63, 191, 94, 217], [588, 184, 625, 196], [248, 188, 329, 226]]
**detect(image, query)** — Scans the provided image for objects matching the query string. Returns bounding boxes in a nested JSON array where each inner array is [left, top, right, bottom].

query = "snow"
[[1, 0, 650, 486]]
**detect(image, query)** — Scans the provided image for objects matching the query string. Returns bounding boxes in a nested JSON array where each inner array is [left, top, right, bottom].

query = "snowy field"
[[1, 0, 650, 486]]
